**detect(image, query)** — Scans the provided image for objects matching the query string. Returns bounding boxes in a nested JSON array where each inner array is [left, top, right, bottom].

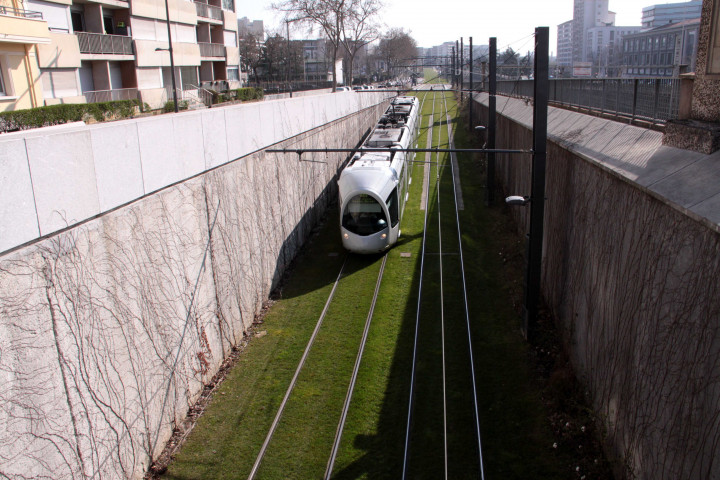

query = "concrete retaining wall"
[[473, 93, 720, 479], [0, 94, 390, 478], [0, 90, 387, 254]]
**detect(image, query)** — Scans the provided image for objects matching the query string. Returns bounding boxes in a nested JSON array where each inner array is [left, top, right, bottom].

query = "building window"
[[71, 9, 84, 32], [227, 67, 239, 81], [0, 66, 6, 96]]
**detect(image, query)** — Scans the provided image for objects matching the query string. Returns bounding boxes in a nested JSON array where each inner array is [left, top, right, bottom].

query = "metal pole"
[[469, 36, 473, 131], [524, 26, 549, 341], [286, 20, 293, 98], [481, 61, 487, 91], [456, 40, 459, 91], [451, 47, 455, 87], [460, 37, 464, 102], [163, 0, 178, 112], [486, 37, 497, 206]]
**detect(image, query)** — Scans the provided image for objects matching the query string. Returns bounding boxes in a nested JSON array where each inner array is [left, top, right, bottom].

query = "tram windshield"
[[342, 194, 388, 236]]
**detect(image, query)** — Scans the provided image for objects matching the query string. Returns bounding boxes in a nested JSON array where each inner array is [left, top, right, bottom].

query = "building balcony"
[[77, 32, 133, 56], [195, 1, 223, 22], [198, 42, 225, 58], [84, 87, 138, 103], [0, 7, 50, 45]]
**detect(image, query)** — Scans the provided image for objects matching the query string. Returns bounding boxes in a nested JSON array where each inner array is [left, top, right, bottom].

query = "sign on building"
[[573, 62, 592, 77]]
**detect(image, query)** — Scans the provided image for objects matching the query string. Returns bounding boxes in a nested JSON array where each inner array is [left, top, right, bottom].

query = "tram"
[[338, 96, 420, 253]]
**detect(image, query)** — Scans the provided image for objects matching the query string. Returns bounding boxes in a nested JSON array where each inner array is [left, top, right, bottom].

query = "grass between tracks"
[[161, 72, 611, 480]]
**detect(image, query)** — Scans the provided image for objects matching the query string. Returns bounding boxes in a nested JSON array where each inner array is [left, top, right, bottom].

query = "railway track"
[[163, 79, 490, 479], [402, 85, 486, 479], [245, 252, 389, 480]]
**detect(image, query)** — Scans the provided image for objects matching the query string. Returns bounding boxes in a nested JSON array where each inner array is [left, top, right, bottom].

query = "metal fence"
[[84, 88, 138, 103], [0, 6, 43, 18], [246, 80, 334, 94], [76, 32, 133, 55], [495, 77, 680, 123]]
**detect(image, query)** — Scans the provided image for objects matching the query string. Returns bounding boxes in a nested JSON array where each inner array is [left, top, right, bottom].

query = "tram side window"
[[386, 188, 399, 227]]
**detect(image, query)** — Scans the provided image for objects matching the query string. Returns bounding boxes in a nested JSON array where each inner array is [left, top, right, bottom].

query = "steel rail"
[[402, 87, 435, 480], [247, 256, 349, 480], [324, 254, 388, 479], [436, 87, 449, 480], [442, 87, 487, 479]]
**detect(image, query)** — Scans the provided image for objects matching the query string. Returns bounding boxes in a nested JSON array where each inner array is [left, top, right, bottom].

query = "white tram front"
[[338, 95, 419, 254]]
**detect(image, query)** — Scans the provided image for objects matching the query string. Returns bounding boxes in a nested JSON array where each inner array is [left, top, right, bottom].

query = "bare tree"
[[377, 28, 417, 80], [340, 0, 381, 86], [239, 33, 263, 83], [264, 34, 287, 80], [272, 0, 351, 91]]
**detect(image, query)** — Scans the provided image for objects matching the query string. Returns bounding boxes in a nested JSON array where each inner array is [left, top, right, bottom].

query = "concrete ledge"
[[0, 91, 393, 255]]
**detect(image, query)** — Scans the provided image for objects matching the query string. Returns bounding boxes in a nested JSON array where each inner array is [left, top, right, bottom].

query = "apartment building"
[[0, 0, 50, 111], [22, 0, 239, 109]]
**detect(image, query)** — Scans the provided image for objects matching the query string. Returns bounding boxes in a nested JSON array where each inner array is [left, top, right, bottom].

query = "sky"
[[238, 0, 672, 53]]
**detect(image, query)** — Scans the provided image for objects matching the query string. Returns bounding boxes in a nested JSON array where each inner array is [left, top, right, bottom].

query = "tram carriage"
[[339, 96, 420, 253]]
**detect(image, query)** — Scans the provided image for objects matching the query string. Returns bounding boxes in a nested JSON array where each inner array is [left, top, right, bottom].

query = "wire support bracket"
[[267, 147, 532, 155]]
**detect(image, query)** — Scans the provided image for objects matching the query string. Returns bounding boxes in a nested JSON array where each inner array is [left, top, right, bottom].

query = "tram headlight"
[[344, 233, 349, 239], [381, 233, 387, 239]]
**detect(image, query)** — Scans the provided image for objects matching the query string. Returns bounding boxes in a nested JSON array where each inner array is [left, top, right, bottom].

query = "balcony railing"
[[76, 32, 133, 55], [198, 42, 225, 58], [194, 2, 222, 21], [495, 77, 681, 124], [84, 88, 138, 103], [0, 6, 43, 19]]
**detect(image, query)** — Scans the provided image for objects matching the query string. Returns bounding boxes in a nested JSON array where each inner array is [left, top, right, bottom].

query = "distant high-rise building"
[[572, 0, 616, 64], [641, 1, 702, 29], [238, 17, 264, 39], [557, 20, 573, 68], [557, 0, 640, 76]]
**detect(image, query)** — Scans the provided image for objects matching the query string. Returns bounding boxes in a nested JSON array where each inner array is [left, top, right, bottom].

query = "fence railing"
[[0, 6, 43, 18], [194, 2, 223, 21], [182, 84, 214, 107], [84, 88, 138, 103], [246, 80, 333, 94], [76, 32, 133, 55], [495, 77, 680, 124], [198, 42, 225, 58]]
